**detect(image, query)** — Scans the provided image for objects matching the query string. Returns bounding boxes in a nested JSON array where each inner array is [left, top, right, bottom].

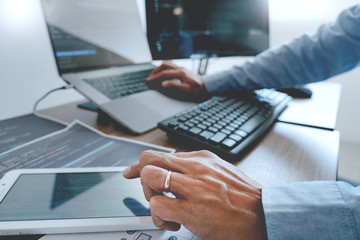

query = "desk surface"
[[239, 122, 339, 184], [40, 97, 340, 185]]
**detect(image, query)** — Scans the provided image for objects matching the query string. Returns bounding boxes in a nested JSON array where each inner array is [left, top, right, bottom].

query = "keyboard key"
[[225, 126, 235, 132], [190, 119, 200, 125], [221, 129, 232, 135], [234, 130, 248, 137], [217, 121, 227, 126], [177, 125, 189, 132], [211, 116, 221, 121], [203, 121, 212, 127], [222, 119, 232, 124], [221, 138, 237, 149], [229, 134, 243, 142], [224, 116, 235, 121], [210, 132, 227, 144], [200, 130, 215, 140], [208, 119, 217, 124], [189, 127, 202, 135], [233, 119, 244, 125], [237, 116, 249, 121], [167, 121, 179, 129], [177, 117, 187, 122], [185, 122, 195, 128], [194, 116, 204, 122], [230, 122, 240, 129], [197, 124, 207, 130], [239, 115, 265, 133]]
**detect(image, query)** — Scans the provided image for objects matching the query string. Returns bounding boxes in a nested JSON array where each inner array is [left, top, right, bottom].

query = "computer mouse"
[[277, 86, 313, 99]]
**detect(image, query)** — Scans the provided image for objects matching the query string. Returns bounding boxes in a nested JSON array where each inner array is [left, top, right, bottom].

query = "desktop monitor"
[[146, 0, 269, 60]]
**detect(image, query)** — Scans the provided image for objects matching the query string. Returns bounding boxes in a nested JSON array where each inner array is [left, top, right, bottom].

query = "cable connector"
[[33, 85, 74, 112], [63, 84, 74, 90]]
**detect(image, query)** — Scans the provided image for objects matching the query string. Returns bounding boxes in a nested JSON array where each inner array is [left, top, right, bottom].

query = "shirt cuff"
[[202, 69, 248, 94], [262, 181, 359, 240]]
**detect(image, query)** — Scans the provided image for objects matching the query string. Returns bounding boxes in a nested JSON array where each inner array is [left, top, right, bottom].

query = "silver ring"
[[164, 171, 172, 192]]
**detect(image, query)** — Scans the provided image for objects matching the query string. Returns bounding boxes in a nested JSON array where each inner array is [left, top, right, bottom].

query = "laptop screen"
[[41, 0, 152, 74]]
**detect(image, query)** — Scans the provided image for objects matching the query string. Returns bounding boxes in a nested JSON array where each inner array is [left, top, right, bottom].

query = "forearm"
[[204, 5, 360, 94], [262, 181, 360, 240]]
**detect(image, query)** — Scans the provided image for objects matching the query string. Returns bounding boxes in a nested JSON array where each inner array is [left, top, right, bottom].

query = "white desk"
[[278, 82, 341, 130]]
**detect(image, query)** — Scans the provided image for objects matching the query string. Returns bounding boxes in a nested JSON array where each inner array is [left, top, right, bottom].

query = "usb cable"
[[33, 85, 74, 112]]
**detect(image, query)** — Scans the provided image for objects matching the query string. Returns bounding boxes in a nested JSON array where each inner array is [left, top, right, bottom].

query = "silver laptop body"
[[41, 0, 195, 134]]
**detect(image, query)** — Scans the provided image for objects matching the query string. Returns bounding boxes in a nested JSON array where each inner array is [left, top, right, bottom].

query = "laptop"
[[41, 0, 196, 134]]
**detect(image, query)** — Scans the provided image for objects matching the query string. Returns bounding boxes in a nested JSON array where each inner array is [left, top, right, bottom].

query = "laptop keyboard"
[[158, 89, 291, 162], [85, 69, 153, 100]]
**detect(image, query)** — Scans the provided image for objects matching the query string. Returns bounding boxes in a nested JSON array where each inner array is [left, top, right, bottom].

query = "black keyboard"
[[85, 69, 153, 100], [158, 89, 291, 162]]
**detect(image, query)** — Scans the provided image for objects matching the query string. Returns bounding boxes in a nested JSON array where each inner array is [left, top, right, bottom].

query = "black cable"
[[33, 85, 74, 112]]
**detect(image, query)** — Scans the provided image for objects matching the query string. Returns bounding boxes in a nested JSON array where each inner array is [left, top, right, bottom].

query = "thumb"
[[150, 195, 185, 231]]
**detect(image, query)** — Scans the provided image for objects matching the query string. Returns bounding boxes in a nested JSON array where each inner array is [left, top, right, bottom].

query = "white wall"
[[0, 0, 84, 119], [1, 0, 360, 143]]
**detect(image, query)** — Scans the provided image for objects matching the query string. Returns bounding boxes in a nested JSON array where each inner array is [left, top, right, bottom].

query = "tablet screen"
[[0, 171, 150, 221]]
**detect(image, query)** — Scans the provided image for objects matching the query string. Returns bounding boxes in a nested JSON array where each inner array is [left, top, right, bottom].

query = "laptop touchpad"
[[102, 91, 196, 134], [136, 91, 196, 117]]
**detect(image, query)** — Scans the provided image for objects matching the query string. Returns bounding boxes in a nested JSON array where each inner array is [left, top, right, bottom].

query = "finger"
[[147, 69, 183, 82], [152, 216, 181, 232], [139, 150, 224, 178], [123, 151, 200, 178], [140, 165, 191, 199], [142, 184, 157, 202], [139, 150, 192, 174], [150, 61, 177, 76], [149, 195, 187, 231], [173, 150, 215, 158], [122, 162, 140, 179]]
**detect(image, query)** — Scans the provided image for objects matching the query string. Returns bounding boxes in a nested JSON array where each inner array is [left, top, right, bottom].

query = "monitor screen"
[[146, 0, 269, 60]]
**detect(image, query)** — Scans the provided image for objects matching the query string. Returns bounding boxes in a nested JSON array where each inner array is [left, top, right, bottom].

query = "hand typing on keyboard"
[[146, 61, 209, 101]]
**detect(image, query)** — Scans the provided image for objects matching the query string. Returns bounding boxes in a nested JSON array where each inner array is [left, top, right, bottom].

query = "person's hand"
[[123, 150, 267, 240], [147, 61, 209, 101]]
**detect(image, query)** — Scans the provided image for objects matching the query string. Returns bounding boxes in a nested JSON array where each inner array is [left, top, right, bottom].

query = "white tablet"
[[0, 167, 156, 236]]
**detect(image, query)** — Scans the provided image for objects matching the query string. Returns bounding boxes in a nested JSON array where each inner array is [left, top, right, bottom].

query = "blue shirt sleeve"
[[262, 181, 360, 240], [203, 5, 360, 94]]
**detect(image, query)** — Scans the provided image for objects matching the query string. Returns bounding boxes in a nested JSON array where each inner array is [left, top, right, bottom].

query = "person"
[[123, 4, 360, 240]]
